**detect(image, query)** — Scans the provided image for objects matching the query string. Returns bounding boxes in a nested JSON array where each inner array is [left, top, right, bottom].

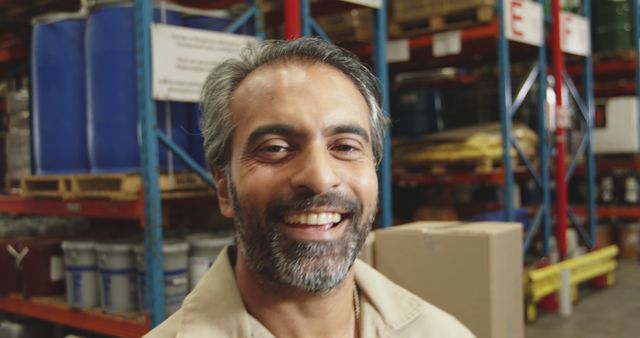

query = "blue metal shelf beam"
[[562, 1, 596, 250], [134, 0, 165, 326], [135, 0, 263, 327], [496, 0, 551, 255]]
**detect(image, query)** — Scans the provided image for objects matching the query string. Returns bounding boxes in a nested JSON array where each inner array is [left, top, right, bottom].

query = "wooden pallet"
[[20, 175, 74, 199], [19, 172, 211, 200], [395, 155, 529, 176], [5, 178, 22, 194], [392, 5, 494, 38], [71, 172, 210, 200], [593, 50, 636, 62]]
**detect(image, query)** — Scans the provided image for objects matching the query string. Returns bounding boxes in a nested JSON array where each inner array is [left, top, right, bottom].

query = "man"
[[146, 37, 474, 338]]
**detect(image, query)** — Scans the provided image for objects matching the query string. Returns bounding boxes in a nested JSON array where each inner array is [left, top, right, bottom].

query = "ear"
[[213, 167, 234, 218]]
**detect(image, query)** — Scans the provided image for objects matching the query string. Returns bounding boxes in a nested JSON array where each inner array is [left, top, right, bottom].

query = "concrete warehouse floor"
[[525, 259, 640, 338]]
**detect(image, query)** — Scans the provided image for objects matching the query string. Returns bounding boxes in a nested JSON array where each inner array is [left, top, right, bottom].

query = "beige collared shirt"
[[145, 246, 475, 338]]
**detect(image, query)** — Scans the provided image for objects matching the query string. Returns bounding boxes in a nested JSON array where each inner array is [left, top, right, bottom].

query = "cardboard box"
[[393, 0, 495, 24], [316, 9, 373, 44], [619, 223, 640, 259], [595, 224, 614, 248], [375, 221, 523, 338]]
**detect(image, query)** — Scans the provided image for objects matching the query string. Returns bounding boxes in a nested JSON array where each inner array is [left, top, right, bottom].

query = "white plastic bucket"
[[135, 240, 189, 316], [62, 240, 98, 309], [187, 233, 233, 290], [95, 242, 137, 314]]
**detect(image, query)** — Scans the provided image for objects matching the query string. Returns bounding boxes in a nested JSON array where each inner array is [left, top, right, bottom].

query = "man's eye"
[[331, 141, 363, 160], [261, 145, 289, 153], [333, 144, 358, 152], [256, 142, 293, 161]]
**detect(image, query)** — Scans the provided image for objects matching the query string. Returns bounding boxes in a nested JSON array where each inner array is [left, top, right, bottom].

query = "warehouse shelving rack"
[[567, 0, 640, 238], [350, 2, 555, 254], [497, 0, 551, 255], [569, 1, 640, 224], [360, 1, 597, 258], [134, 0, 263, 327], [0, 0, 262, 335]]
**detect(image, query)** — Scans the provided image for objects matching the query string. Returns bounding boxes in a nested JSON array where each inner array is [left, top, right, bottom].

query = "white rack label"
[[388, 39, 410, 63], [338, 0, 381, 9], [433, 30, 462, 57], [151, 24, 259, 102], [561, 12, 590, 56], [504, 0, 543, 47]]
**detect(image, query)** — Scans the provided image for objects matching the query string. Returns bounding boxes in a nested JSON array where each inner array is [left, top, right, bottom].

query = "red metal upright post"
[[284, 0, 301, 39], [551, 0, 567, 259]]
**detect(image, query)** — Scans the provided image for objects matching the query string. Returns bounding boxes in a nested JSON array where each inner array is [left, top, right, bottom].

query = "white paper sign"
[[151, 24, 259, 102], [339, 0, 381, 9], [504, 0, 543, 47], [561, 12, 590, 56], [433, 30, 462, 57], [387, 39, 410, 63]]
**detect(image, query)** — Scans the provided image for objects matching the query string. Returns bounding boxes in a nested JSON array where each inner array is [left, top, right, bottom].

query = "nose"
[[289, 143, 341, 194]]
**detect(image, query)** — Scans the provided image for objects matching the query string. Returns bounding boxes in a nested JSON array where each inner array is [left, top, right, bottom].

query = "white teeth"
[[317, 213, 329, 225], [284, 212, 342, 225]]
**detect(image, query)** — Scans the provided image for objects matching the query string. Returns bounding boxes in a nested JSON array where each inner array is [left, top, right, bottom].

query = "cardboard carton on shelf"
[[375, 221, 523, 338], [619, 223, 640, 259]]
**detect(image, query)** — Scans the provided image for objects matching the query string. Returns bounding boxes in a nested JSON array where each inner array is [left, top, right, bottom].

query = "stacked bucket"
[[60, 231, 233, 318], [30, 2, 243, 174]]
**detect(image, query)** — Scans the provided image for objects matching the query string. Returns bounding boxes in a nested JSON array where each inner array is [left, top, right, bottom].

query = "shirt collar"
[[353, 260, 424, 332], [177, 246, 424, 337], [177, 245, 269, 337]]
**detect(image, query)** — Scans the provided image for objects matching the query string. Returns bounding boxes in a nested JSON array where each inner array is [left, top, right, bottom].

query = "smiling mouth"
[[283, 212, 344, 230]]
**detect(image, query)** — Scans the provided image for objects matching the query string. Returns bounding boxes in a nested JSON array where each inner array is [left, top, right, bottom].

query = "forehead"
[[228, 62, 371, 136]]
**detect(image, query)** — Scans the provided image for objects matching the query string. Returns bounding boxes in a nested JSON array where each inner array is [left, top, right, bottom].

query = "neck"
[[235, 247, 358, 338]]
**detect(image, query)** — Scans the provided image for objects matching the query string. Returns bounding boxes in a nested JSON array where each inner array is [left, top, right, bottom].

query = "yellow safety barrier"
[[525, 245, 619, 322]]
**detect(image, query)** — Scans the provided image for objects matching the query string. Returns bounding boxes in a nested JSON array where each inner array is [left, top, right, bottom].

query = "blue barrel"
[[183, 10, 234, 167], [32, 12, 90, 174], [87, 3, 188, 173]]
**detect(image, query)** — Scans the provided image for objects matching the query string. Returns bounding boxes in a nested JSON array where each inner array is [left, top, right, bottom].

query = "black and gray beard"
[[230, 183, 373, 294]]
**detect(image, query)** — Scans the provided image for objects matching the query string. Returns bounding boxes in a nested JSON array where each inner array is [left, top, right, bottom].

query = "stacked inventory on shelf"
[[0, 214, 234, 336], [3, 83, 30, 191], [29, 3, 244, 176], [0, 0, 263, 335]]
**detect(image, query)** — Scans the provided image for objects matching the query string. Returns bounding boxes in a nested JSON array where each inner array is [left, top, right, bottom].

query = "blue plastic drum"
[[86, 2, 188, 173], [31, 12, 90, 174], [183, 9, 233, 167]]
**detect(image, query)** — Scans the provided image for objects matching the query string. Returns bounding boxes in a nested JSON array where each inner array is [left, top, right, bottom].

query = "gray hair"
[[200, 37, 389, 169]]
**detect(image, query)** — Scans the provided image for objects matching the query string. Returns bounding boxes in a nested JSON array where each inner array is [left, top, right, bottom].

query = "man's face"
[[214, 62, 379, 293]]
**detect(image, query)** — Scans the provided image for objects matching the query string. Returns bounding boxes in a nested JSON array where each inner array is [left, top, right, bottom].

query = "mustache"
[[265, 190, 361, 218]]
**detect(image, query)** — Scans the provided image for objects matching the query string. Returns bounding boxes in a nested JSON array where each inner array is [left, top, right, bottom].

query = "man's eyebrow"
[[247, 124, 301, 147], [327, 124, 370, 143]]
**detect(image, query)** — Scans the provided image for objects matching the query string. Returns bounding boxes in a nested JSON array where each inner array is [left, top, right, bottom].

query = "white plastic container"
[[135, 240, 189, 316], [95, 242, 138, 314], [62, 240, 98, 308], [187, 233, 233, 290]]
